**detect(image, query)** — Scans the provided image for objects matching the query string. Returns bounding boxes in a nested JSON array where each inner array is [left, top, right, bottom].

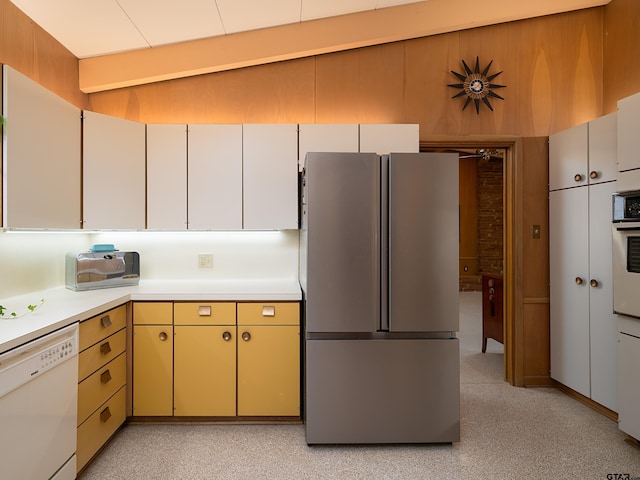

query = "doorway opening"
[[422, 142, 508, 383]]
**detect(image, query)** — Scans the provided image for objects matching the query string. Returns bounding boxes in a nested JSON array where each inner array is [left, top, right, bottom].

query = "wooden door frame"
[[421, 135, 524, 386]]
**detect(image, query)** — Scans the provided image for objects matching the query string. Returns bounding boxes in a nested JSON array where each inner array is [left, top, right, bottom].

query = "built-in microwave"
[[613, 190, 640, 223], [612, 190, 640, 317]]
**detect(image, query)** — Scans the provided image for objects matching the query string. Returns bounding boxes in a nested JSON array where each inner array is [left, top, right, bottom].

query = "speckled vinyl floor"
[[78, 293, 640, 480]]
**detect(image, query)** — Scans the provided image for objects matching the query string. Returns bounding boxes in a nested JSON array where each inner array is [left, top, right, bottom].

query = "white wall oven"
[[612, 190, 640, 318]]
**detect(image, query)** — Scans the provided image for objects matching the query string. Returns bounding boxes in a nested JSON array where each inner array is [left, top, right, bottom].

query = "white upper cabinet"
[[2, 66, 81, 229], [82, 111, 146, 229], [359, 124, 419, 154], [243, 124, 298, 230], [549, 114, 617, 191], [298, 124, 359, 165], [549, 122, 588, 191], [588, 112, 617, 184], [617, 91, 640, 173], [147, 124, 187, 230], [188, 124, 243, 230]]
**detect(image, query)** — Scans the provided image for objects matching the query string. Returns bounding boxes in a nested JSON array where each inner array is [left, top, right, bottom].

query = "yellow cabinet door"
[[133, 325, 173, 416], [237, 325, 300, 416], [174, 326, 237, 416]]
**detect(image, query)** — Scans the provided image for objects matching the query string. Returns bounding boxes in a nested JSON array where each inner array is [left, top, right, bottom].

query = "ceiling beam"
[[79, 0, 609, 93]]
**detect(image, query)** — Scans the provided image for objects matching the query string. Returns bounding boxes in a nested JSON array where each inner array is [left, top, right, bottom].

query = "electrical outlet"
[[198, 253, 213, 268]]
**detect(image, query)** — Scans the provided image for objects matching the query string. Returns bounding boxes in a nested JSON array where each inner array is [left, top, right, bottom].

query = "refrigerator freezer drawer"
[[305, 338, 460, 444]]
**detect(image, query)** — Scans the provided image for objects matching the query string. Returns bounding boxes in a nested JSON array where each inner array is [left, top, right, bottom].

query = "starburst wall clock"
[[448, 57, 506, 114]]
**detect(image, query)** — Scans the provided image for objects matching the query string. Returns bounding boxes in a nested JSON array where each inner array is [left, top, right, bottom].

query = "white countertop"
[[0, 279, 302, 354]]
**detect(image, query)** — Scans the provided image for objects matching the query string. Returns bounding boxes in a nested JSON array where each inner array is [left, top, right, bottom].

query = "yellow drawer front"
[[237, 325, 300, 416], [174, 326, 237, 416], [133, 325, 173, 416], [78, 353, 127, 426], [133, 302, 173, 325], [237, 302, 299, 326], [78, 329, 126, 382], [76, 386, 126, 473], [174, 302, 236, 326], [79, 305, 127, 351]]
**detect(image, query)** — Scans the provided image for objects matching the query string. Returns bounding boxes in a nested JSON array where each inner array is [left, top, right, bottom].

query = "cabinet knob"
[[222, 331, 232, 341], [590, 279, 599, 287], [575, 277, 584, 285], [589, 170, 598, 179], [101, 315, 112, 328], [100, 341, 111, 355], [242, 331, 251, 342], [100, 369, 112, 384], [574, 173, 583, 182], [159, 331, 168, 341], [100, 407, 112, 423]]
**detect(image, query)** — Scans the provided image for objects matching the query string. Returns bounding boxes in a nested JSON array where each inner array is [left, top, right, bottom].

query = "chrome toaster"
[[65, 250, 140, 291]]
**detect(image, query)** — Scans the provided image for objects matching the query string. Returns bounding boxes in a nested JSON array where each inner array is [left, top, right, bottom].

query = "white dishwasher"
[[0, 323, 78, 480]]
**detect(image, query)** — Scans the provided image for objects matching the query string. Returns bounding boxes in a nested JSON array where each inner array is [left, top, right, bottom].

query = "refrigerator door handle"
[[380, 154, 389, 332]]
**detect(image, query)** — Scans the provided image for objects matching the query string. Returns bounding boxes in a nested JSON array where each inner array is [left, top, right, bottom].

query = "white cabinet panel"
[[188, 124, 242, 230], [549, 187, 591, 397], [549, 122, 588, 191], [617, 92, 640, 173], [549, 116, 618, 411], [588, 112, 617, 184], [359, 124, 419, 154], [147, 124, 187, 230], [588, 181, 618, 411], [618, 330, 640, 440], [243, 124, 298, 230], [298, 124, 359, 164], [2, 66, 81, 229], [82, 111, 145, 229]]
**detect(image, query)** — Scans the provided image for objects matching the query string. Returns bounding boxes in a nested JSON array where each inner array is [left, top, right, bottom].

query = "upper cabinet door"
[[2, 66, 81, 229], [549, 122, 588, 191], [359, 124, 419, 154], [83, 111, 146, 229], [588, 112, 617, 185], [298, 124, 359, 166], [188, 124, 243, 230], [617, 92, 640, 173], [147, 124, 187, 230], [243, 124, 298, 230]]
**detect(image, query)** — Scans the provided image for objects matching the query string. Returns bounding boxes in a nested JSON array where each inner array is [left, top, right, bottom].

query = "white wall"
[[0, 231, 92, 297], [0, 230, 299, 298]]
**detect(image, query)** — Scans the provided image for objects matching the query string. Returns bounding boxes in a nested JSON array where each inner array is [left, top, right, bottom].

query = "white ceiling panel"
[[215, 0, 301, 34], [117, 0, 225, 47], [9, 0, 149, 58], [8, 0, 609, 63]]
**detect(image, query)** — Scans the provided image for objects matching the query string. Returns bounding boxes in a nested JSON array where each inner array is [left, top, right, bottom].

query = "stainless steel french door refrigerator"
[[300, 152, 460, 444]]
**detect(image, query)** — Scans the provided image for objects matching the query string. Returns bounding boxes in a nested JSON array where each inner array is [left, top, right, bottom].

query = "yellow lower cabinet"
[[133, 324, 173, 416], [174, 325, 237, 416], [237, 325, 300, 416], [77, 386, 126, 472]]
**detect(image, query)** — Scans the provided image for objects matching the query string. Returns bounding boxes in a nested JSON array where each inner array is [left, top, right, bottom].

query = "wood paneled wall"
[[89, 9, 605, 138], [1, 0, 637, 136], [0, 0, 87, 108], [603, 0, 640, 113]]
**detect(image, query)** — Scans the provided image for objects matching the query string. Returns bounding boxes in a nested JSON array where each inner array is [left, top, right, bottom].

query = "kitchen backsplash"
[[0, 230, 299, 298]]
